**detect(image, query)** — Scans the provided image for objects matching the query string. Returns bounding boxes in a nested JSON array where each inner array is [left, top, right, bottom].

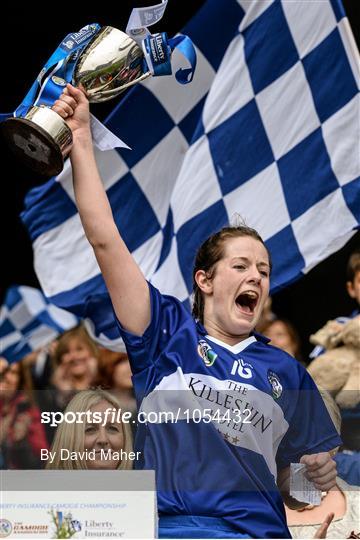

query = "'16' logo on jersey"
[[231, 358, 253, 379]]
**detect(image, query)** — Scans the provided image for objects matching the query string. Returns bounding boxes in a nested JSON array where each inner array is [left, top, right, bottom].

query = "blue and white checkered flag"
[[21, 0, 360, 347], [0, 286, 79, 363]]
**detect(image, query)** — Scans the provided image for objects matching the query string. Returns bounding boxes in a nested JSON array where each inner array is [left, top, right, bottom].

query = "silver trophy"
[[1, 27, 151, 176]]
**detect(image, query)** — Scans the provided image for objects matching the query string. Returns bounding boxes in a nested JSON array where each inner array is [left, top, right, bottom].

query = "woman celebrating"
[[52, 85, 341, 539]]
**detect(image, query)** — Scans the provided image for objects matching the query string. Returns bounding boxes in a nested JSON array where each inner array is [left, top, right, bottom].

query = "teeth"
[[242, 291, 258, 299]]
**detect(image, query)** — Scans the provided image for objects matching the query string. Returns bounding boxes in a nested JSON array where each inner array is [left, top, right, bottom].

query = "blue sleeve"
[[116, 282, 189, 374], [335, 453, 360, 486], [276, 368, 342, 470]]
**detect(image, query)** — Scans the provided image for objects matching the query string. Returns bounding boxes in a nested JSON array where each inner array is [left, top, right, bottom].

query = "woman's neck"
[[203, 318, 250, 346]]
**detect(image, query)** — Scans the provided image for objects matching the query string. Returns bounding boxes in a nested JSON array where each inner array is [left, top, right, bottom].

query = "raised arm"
[[52, 84, 150, 335]]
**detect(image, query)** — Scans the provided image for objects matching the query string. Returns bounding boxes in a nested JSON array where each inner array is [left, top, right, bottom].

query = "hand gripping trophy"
[[0, 4, 196, 177]]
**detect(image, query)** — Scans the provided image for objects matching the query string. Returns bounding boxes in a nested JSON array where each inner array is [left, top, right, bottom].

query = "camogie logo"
[[197, 340, 218, 366], [268, 370, 283, 399], [0, 520, 12, 538]]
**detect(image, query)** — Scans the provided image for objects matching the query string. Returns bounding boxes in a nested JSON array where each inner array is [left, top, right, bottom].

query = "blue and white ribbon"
[[0, 24, 100, 122], [126, 0, 169, 43], [142, 33, 197, 84], [15, 24, 101, 119], [126, 1, 197, 84]]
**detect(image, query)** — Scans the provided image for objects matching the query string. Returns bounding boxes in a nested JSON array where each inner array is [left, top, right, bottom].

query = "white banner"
[[0, 470, 157, 539]]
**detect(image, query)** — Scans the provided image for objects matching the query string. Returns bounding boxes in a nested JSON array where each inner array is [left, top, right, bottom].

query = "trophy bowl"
[[74, 27, 151, 103], [1, 27, 151, 176]]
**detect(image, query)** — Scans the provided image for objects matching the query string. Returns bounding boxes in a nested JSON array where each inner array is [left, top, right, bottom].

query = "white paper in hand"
[[290, 463, 322, 506]]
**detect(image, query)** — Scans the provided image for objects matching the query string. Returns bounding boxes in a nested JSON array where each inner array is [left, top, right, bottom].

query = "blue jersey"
[[117, 283, 341, 539]]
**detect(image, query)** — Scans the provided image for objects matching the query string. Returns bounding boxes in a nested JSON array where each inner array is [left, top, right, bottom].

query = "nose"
[[246, 266, 262, 285], [95, 426, 109, 447]]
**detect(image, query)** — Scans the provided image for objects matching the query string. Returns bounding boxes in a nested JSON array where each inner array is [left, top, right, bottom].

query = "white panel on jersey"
[[140, 367, 289, 477]]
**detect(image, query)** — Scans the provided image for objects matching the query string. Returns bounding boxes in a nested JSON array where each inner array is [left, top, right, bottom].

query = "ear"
[[194, 269, 214, 295], [346, 280, 356, 299]]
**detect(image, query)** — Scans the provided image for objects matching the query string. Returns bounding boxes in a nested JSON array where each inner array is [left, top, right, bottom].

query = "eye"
[[260, 270, 269, 278], [107, 425, 120, 432], [234, 265, 246, 270], [85, 426, 96, 434]]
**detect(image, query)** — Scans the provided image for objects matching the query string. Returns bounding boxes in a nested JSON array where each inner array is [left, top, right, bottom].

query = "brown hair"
[[1, 360, 35, 404], [54, 325, 99, 365], [95, 349, 128, 388], [346, 249, 360, 283], [192, 225, 272, 323]]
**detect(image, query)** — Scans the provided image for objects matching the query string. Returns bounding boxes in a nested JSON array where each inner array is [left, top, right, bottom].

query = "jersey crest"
[[197, 339, 218, 366], [267, 370, 283, 399]]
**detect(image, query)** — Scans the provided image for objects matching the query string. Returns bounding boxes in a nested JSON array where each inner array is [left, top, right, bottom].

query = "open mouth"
[[235, 291, 259, 315]]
